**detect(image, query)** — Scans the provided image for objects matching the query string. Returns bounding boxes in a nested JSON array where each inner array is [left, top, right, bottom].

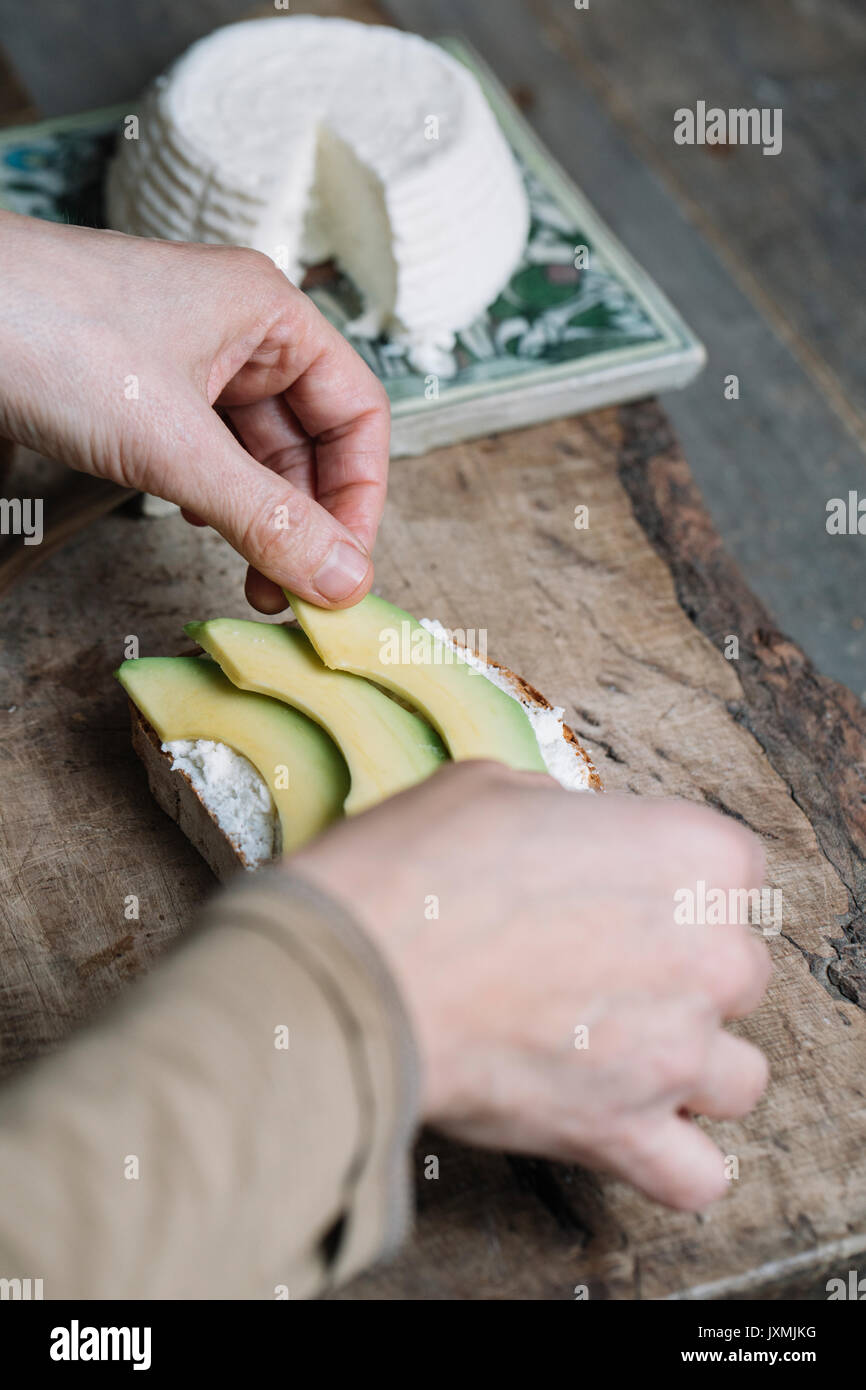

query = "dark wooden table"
[[2, 0, 864, 693], [0, 0, 864, 1300]]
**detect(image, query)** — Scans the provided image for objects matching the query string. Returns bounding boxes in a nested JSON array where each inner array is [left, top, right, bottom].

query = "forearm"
[[0, 872, 419, 1299]]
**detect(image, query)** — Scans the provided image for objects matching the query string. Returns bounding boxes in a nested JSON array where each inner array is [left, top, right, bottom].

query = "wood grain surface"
[[0, 0, 864, 1302], [1, 405, 864, 1299]]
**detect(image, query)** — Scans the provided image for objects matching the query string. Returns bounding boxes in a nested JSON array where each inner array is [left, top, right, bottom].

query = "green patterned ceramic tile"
[[0, 40, 704, 453]]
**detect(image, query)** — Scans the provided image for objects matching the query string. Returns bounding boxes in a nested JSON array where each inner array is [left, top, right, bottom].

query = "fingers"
[[660, 915, 772, 1025], [614, 1029, 767, 1206], [684, 1030, 769, 1119], [147, 394, 375, 606], [228, 396, 317, 613], [587, 795, 771, 1020], [244, 565, 289, 614], [186, 505, 287, 614], [227, 396, 316, 499], [631, 796, 766, 899], [613, 1114, 731, 1210], [214, 279, 390, 558], [705, 927, 773, 1021]]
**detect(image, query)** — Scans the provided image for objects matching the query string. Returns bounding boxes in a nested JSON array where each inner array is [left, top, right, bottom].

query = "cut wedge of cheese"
[[106, 16, 530, 363]]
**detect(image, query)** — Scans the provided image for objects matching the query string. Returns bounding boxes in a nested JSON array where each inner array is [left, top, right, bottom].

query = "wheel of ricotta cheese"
[[107, 17, 530, 362]]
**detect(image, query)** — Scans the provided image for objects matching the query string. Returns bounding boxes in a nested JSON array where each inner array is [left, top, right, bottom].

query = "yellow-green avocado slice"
[[115, 656, 348, 853], [288, 593, 547, 772], [185, 619, 447, 815]]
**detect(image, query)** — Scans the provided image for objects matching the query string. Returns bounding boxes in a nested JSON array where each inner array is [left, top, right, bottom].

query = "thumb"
[[145, 400, 373, 607]]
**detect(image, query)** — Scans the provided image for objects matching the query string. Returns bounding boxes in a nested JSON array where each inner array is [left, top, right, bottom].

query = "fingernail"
[[312, 541, 370, 601]]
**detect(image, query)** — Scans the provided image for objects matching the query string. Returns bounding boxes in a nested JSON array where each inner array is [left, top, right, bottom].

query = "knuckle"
[[226, 247, 297, 311], [627, 1002, 711, 1096], [647, 1039, 701, 1096], [337, 373, 390, 445], [660, 799, 764, 882], [200, 242, 279, 285], [365, 382, 391, 432], [369, 373, 390, 414], [740, 927, 773, 986], [595, 1115, 651, 1170], [719, 925, 771, 990], [695, 924, 772, 1015], [232, 244, 280, 279], [241, 487, 312, 573], [717, 821, 764, 884], [349, 361, 388, 409]]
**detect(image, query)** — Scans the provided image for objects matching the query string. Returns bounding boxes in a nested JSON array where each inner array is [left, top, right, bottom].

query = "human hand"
[[292, 763, 772, 1210], [0, 211, 389, 610]]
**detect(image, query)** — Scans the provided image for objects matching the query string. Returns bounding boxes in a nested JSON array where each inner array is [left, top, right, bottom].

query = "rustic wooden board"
[[1, 403, 864, 1299], [0, 0, 864, 1302]]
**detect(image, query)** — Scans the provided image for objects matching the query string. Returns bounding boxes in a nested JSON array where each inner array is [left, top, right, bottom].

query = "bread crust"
[[479, 655, 602, 791], [129, 640, 601, 881], [131, 706, 251, 880]]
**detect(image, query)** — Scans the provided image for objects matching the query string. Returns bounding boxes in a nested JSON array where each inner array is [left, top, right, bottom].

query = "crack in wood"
[[695, 785, 780, 842]]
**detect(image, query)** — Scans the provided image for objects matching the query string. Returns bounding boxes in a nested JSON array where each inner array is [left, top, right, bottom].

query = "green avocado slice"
[[115, 656, 348, 853], [185, 619, 447, 815], [288, 593, 546, 773]]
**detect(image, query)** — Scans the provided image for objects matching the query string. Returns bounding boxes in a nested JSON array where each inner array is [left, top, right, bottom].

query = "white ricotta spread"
[[162, 738, 277, 869], [107, 16, 530, 364], [419, 618, 593, 792]]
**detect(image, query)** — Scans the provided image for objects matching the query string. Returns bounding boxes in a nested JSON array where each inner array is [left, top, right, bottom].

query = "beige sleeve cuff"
[[0, 871, 420, 1299]]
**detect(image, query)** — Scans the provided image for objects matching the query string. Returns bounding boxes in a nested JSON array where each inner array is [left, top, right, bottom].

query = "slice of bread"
[[131, 708, 253, 880], [127, 637, 600, 883]]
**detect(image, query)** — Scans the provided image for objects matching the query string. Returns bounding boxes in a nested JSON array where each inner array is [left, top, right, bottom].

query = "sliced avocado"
[[115, 656, 348, 853], [185, 619, 446, 815], [288, 593, 546, 773]]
